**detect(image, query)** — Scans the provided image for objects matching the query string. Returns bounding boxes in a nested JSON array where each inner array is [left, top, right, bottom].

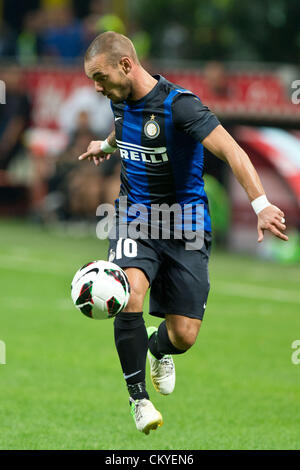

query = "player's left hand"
[[257, 205, 288, 242]]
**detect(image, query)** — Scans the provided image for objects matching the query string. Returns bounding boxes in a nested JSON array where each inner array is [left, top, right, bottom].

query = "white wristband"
[[100, 139, 117, 154], [251, 195, 271, 215]]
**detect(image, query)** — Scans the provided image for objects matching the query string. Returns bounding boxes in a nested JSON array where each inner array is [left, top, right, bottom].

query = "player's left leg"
[[147, 316, 201, 395], [165, 314, 202, 351], [149, 315, 201, 355], [148, 232, 211, 395], [147, 314, 201, 395]]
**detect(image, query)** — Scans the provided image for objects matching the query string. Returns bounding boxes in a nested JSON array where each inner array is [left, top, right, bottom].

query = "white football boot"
[[130, 397, 163, 434], [147, 326, 176, 395]]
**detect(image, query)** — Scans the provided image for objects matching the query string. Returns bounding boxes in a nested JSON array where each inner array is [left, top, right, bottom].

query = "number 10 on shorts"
[[116, 238, 138, 259]]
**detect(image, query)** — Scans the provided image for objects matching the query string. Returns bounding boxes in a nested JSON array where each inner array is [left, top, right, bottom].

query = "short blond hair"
[[84, 31, 139, 66]]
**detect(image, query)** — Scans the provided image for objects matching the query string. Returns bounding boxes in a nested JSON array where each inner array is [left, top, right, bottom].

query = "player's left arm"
[[202, 124, 288, 242]]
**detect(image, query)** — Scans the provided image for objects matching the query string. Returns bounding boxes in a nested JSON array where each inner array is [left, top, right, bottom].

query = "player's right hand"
[[78, 140, 112, 167]]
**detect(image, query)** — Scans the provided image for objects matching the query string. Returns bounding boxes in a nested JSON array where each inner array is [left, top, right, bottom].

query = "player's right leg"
[[108, 228, 163, 432], [113, 266, 163, 434]]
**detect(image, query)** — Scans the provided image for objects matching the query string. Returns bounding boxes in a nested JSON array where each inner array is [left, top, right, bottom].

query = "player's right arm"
[[78, 130, 117, 166]]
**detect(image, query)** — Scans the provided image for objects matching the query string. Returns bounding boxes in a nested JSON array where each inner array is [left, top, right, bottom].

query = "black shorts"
[[107, 227, 212, 320]]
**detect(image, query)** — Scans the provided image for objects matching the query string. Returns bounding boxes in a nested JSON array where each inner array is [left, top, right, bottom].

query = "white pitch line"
[[1, 296, 71, 310], [0, 255, 70, 276], [214, 281, 300, 304], [1, 255, 300, 305]]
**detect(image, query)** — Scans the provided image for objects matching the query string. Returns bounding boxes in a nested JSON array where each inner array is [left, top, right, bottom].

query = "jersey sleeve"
[[172, 93, 220, 142]]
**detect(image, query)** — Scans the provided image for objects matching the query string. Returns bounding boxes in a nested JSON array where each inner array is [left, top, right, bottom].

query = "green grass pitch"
[[0, 219, 299, 450]]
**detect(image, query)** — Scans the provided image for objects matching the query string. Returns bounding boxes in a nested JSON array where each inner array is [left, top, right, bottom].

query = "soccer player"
[[79, 31, 288, 434]]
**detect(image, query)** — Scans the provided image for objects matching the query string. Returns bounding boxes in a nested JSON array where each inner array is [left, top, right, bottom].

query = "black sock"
[[149, 320, 186, 360], [114, 312, 149, 400]]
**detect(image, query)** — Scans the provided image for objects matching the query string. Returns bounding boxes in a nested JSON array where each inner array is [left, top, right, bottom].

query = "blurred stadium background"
[[1, 0, 300, 450]]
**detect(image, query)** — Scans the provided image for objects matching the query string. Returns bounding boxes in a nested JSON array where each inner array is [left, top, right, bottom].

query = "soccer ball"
[[71, 260, 130, 320]]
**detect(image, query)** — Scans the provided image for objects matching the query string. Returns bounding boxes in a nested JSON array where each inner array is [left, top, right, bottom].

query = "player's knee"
[[123, 283, 144, 312], [172, 327, 198, 351], [122, 268, 149, 313], [167, 316, 201, 351]]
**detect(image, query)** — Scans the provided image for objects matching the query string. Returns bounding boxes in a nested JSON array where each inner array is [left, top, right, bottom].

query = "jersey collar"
[[124, 74, 163, 107]]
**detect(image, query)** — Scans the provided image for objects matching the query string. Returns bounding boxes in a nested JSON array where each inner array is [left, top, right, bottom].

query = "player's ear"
[[120, 57, 132, 75]]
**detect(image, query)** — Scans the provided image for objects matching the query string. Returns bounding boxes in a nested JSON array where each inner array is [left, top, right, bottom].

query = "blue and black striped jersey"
[[111, 74, 220, 233]]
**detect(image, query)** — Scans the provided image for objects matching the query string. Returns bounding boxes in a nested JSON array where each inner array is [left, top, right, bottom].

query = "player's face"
[[85, 54, 132, 103]]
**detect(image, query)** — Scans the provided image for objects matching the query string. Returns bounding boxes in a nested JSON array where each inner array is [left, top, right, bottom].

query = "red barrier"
[[165, 71, 299, 120], [23, 67, 300, 129]]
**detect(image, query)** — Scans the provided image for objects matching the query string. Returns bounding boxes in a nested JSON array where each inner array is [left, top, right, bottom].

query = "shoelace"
[[157, 357, 174, 375], [134, 401, 146, 421]]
